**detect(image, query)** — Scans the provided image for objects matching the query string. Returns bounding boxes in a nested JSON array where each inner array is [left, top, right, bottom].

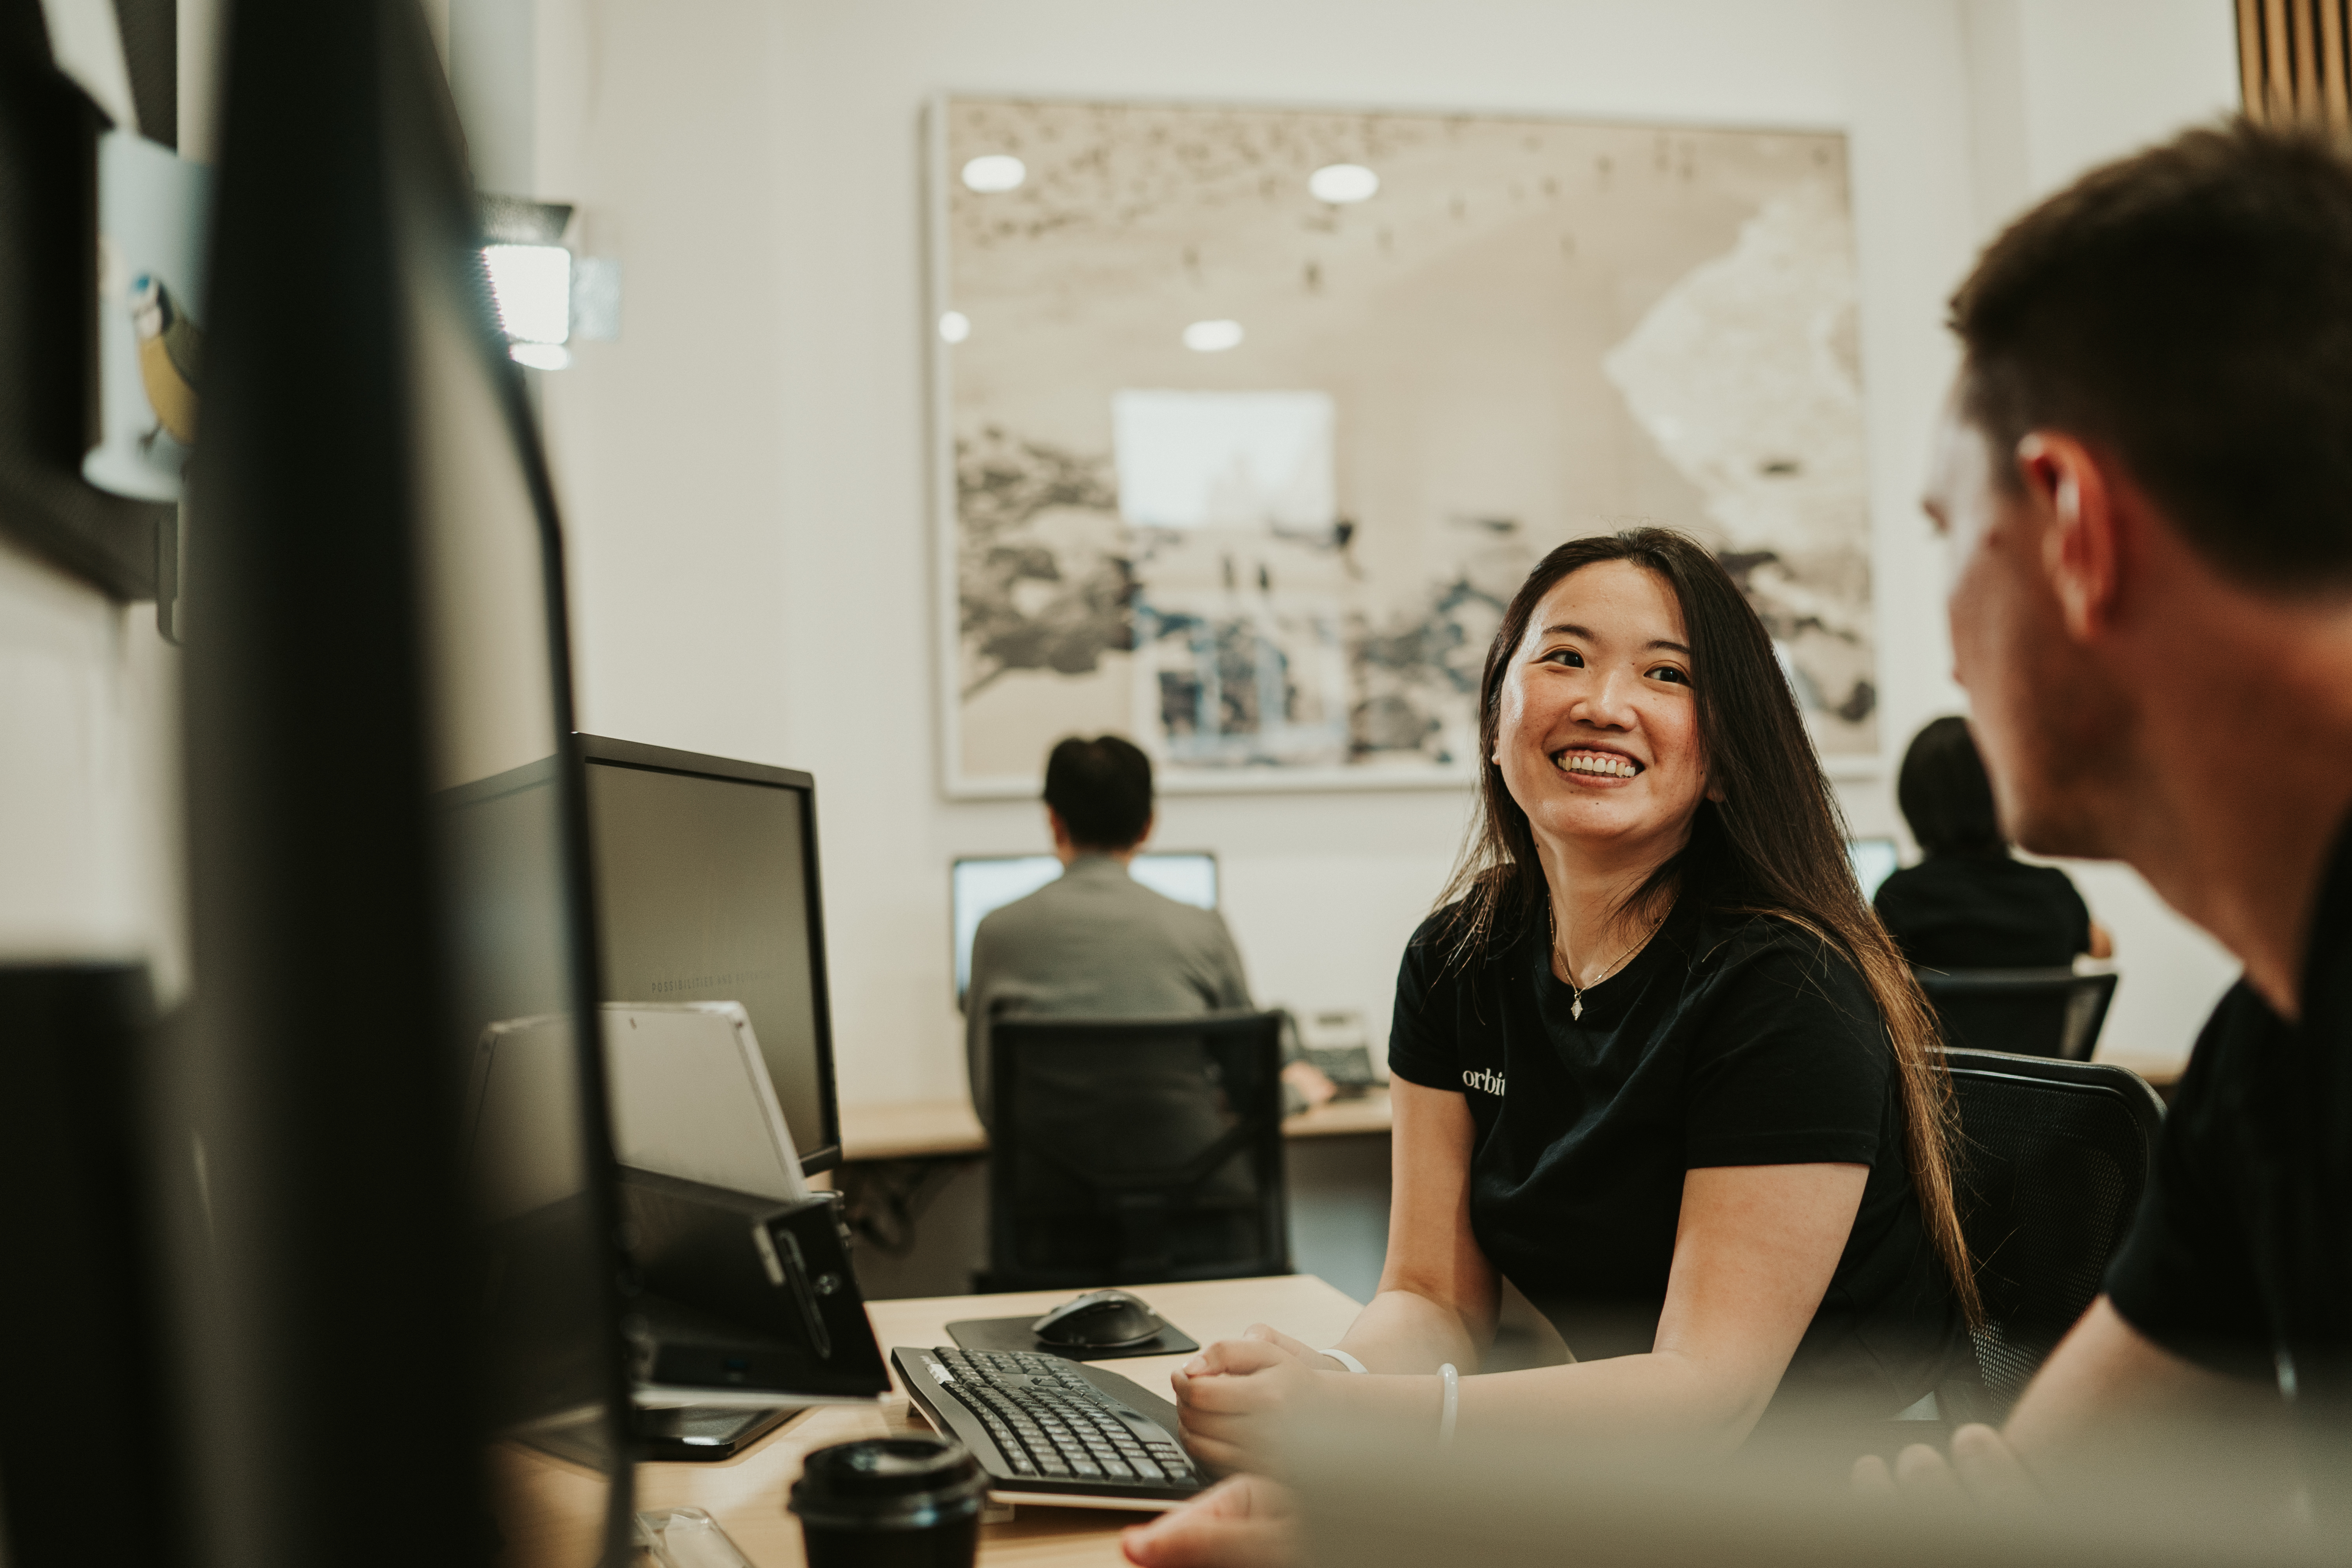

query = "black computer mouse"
[[1030, 1288, 1166, 1349]]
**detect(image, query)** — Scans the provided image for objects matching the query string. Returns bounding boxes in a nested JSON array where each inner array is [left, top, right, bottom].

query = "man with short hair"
[[1870, 120, 2352, 1495], [963, 734, 1253, 1125]]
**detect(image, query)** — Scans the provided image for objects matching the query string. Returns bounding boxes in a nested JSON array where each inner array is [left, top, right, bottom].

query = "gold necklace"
[[1550, 902, 1666, 1022]]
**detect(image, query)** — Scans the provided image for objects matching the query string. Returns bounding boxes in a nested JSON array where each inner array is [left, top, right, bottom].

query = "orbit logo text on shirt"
[[1462, 1066, 1506, 1097]]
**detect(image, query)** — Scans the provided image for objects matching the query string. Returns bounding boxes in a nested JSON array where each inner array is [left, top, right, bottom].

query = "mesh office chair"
[[1918, 967, 2119, 1060], [1944, 1048, 2164, 1414], [985, 1011, 1289, 1292]]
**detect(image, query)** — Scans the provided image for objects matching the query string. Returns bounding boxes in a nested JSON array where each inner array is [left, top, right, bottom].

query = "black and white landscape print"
[[936, 98, 1876, 793]]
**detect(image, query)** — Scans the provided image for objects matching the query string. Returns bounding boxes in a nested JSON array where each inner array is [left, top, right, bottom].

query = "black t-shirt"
[[2104, 815, 2352, 1414], [1387, 898, 1969, 1424], [1872, 853, 2092, 971]]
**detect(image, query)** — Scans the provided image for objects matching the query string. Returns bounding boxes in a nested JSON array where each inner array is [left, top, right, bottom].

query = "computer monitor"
[[1847, 837, 1901, 900], [951, 852, 1220, 1001], [171, 1, 630, 1561], [575, 735, 843, 1175]]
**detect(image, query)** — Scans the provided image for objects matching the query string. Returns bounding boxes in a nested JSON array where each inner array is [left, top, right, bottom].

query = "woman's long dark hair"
[[1434, 528, 1980, 1324]]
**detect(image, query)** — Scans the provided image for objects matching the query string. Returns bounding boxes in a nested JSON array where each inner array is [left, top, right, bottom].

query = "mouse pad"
[[945, 1314, 1200, 1363]]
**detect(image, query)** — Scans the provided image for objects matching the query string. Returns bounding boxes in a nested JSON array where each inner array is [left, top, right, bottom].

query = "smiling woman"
[[1405, 527, 1978, 1393], [1154, 530, 1981, 1546]]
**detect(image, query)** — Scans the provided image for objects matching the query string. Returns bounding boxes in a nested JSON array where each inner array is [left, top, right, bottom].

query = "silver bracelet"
[[1318, 1347, 1368, 1375], [1438, 1362, 1459, 1448]]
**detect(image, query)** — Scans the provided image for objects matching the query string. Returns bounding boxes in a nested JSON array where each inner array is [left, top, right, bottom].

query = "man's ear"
[[2016, 432, 2122, 641]]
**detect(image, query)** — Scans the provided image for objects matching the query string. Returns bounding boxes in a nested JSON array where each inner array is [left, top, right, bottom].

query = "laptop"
[[470, 1004, 885, 1459]]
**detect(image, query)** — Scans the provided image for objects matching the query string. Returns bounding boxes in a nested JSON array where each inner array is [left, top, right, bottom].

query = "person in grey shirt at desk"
[[963, 734, 1252, 1127]]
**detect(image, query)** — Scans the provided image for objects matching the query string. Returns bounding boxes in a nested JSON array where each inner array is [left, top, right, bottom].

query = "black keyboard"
[[892, 1346, 1207, 1506]]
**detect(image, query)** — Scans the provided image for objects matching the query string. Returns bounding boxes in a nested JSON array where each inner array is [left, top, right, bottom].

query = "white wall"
[[511, 0, 2245, 1105], [0, 0, 207, 998], [1944, 0, 2245, 1067], [1970, 0, 2243, 221], [0, 535, 186, 1000]]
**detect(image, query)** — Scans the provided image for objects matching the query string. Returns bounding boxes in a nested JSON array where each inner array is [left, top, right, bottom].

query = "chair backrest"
[[1917, 967, 2119, 1060], [1944, 1048, 2164, 1414], [987, 1011, 1289, 1291]]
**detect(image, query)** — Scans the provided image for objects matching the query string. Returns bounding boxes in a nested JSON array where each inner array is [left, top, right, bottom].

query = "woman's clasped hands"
[[1167, 1322, 1337, 1475], [1125, 1323, 1335, 1568]]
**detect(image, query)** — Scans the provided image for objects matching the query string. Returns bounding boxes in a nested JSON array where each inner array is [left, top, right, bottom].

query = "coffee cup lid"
[[790, 1436, 985, 1530]]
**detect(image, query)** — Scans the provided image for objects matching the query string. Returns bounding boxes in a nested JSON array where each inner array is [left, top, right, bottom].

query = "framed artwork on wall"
[[929, 96, 1879, 797]]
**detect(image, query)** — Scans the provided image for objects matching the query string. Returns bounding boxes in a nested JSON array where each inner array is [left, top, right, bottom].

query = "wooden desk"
[[842, 1089, 1393, 1162], [495, 1273, 1364, 1568], [1279, 1090, 1395, 1141]]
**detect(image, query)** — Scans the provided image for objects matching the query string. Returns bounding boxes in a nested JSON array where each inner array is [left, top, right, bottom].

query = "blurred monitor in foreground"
[[952, 851, 1218, 1002], [177, 1, 633, 1563], [405, 55, 634, 1568]]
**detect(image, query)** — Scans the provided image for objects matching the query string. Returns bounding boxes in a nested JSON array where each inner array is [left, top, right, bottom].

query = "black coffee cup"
[[789, 1435, 987, 1568]]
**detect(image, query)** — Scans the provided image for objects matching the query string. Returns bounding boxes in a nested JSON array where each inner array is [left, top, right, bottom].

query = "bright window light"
[[508, 342, 572, 370], [938, 310, 971, 343], [1308, 163, 1380, 203], [1183, 319, 1245, 352], [961, 154, 1027, 193], [483, 243, 572, 345]]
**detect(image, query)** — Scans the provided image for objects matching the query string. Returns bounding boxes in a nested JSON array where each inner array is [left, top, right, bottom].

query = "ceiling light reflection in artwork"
[[939, 310, 971, 343], [1307, 163, 1380, 203], [1182, 318, 1244, 352], [961, 154, 1027, 192]]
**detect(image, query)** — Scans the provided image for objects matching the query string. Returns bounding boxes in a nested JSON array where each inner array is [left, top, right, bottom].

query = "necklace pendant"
[[1571, 994, 1584, 1022]]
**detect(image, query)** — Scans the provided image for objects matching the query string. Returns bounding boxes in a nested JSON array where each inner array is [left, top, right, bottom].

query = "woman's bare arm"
[[1179, 1160, 1869, 1468], [1318, 1079, 1496, 1371]]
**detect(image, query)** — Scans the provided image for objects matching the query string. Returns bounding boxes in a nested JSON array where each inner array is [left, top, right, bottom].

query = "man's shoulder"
[[1085, 865, 1231, 935], [2165, 979, 2287, 1135], [972, 875, 1101, 960], [974, 876, 1067, 933], [1138, 888, 1244, 963], [978, 866, 1222, 938]]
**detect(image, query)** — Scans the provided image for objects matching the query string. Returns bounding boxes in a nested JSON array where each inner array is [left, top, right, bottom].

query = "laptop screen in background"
[[952, 852, 1218, 1000], [1847, 837, 1900, 900]]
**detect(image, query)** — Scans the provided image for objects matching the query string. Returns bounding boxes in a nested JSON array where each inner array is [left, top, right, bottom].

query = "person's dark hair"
[[1434, 529, 1979, 1323], [1951, 119, 2352, 592], [1897, 716, 2005, 858], [1042, 734, 1153, 850]]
